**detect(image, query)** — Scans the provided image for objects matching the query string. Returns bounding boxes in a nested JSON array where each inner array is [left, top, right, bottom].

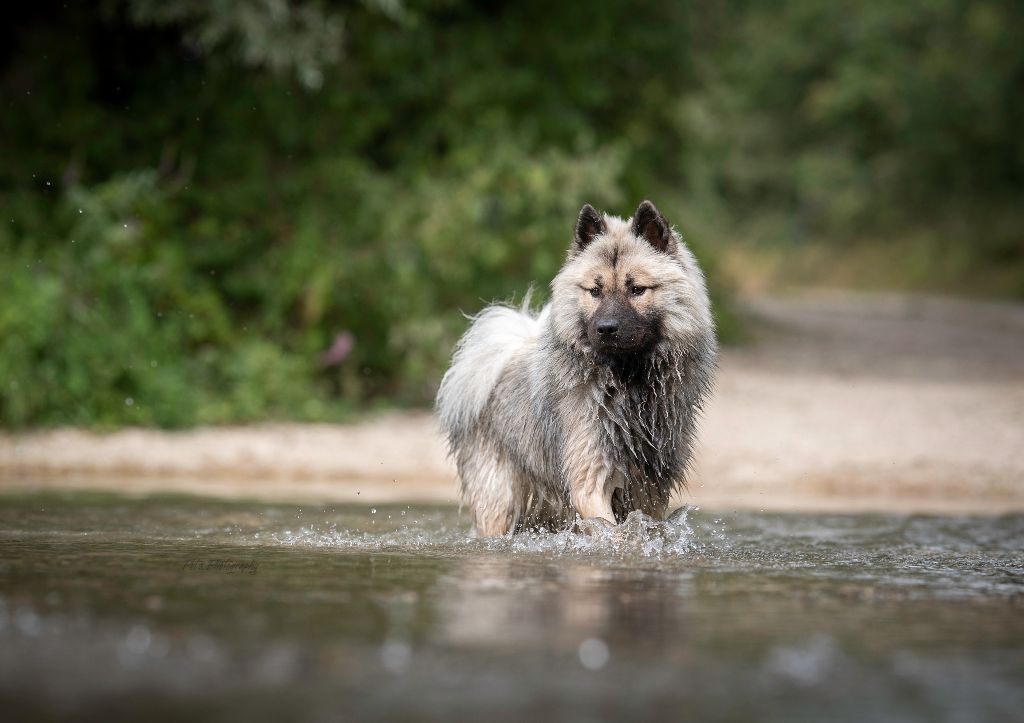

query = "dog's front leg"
[[563, 421, 617, 524], [570, 469, 618, 524]]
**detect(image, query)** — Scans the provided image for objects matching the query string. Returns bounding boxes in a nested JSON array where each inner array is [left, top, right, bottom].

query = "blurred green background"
[[2, 0, 1022, 428]]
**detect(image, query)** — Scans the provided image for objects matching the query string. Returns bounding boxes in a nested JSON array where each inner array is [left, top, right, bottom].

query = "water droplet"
[[124, 397, 134, 407], [14, 608, 41, 636], [125, 625, 151, 655], [380, 640, 412, 673], [578, 638, 609, 670]]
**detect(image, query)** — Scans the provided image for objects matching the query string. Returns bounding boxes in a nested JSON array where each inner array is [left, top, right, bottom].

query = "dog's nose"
[[596, 319, 619, 336]]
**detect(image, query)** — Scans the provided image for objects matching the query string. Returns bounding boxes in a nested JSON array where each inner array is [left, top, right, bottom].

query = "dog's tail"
[[436, 296, 542, 443]]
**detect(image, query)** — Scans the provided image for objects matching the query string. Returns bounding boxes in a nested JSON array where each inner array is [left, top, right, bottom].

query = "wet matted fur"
[[436, 200, 717, 535]]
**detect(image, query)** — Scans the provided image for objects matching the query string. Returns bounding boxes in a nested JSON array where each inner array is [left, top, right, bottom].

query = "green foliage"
[[682, 0, 1024, 264], [1, 172, 315, 426], [125, 0, 349, 89], [2, 0, 698, 427], [1, 0, 1020, 427]]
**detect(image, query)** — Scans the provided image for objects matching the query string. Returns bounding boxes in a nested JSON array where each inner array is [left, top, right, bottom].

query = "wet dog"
[[437, 201, 716, 535]]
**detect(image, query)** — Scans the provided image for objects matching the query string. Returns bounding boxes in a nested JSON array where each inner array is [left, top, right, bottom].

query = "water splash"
[[272, 506, 701, 560], [493, 508, 701, 558]]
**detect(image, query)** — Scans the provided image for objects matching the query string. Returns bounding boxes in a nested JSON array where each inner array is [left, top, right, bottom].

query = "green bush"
[[681, 0, 1024, 265]]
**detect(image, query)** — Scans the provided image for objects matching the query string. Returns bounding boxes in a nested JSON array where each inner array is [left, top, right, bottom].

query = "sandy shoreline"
[[2, 291, 1022, 513]]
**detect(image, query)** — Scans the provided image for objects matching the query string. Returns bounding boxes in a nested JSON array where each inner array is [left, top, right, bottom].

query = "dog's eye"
[[588, 287, 601, 298], [630, 286, 647, 297]]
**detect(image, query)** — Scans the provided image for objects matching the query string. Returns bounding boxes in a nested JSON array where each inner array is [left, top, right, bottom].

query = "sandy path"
[[691, 293, 1024, 512], [2, 292, 1022, 512]]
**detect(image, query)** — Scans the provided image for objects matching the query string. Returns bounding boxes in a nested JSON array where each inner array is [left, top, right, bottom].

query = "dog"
[[436, 200, 716, 535]]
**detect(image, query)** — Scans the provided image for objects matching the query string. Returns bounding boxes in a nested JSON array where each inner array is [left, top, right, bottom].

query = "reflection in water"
[[436, 557, 692, 658], [0, 493, 1021, 722]]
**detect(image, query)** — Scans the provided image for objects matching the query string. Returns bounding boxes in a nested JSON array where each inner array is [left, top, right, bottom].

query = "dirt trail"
[[2, 292, 1022, 512]]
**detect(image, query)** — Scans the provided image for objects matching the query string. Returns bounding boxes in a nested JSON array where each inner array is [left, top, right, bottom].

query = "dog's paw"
[[573, 516, 616, 536]]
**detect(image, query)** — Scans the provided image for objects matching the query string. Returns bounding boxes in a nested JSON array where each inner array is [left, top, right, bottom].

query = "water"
[[0, 492, 1022, 722]]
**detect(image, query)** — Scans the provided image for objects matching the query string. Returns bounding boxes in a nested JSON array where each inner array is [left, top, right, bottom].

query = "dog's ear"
[[573, 203, 606, 251], [632, 200, 674, 253]]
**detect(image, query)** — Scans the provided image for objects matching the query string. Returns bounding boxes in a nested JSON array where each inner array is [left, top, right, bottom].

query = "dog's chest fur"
[[581, 351, 694, 492]]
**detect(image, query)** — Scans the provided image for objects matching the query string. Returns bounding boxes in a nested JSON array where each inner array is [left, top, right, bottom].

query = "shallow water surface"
[[0, 492, 1021, 722]]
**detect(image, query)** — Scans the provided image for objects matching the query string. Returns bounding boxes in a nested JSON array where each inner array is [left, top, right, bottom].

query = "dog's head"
[[551, 200, 712, 359]]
